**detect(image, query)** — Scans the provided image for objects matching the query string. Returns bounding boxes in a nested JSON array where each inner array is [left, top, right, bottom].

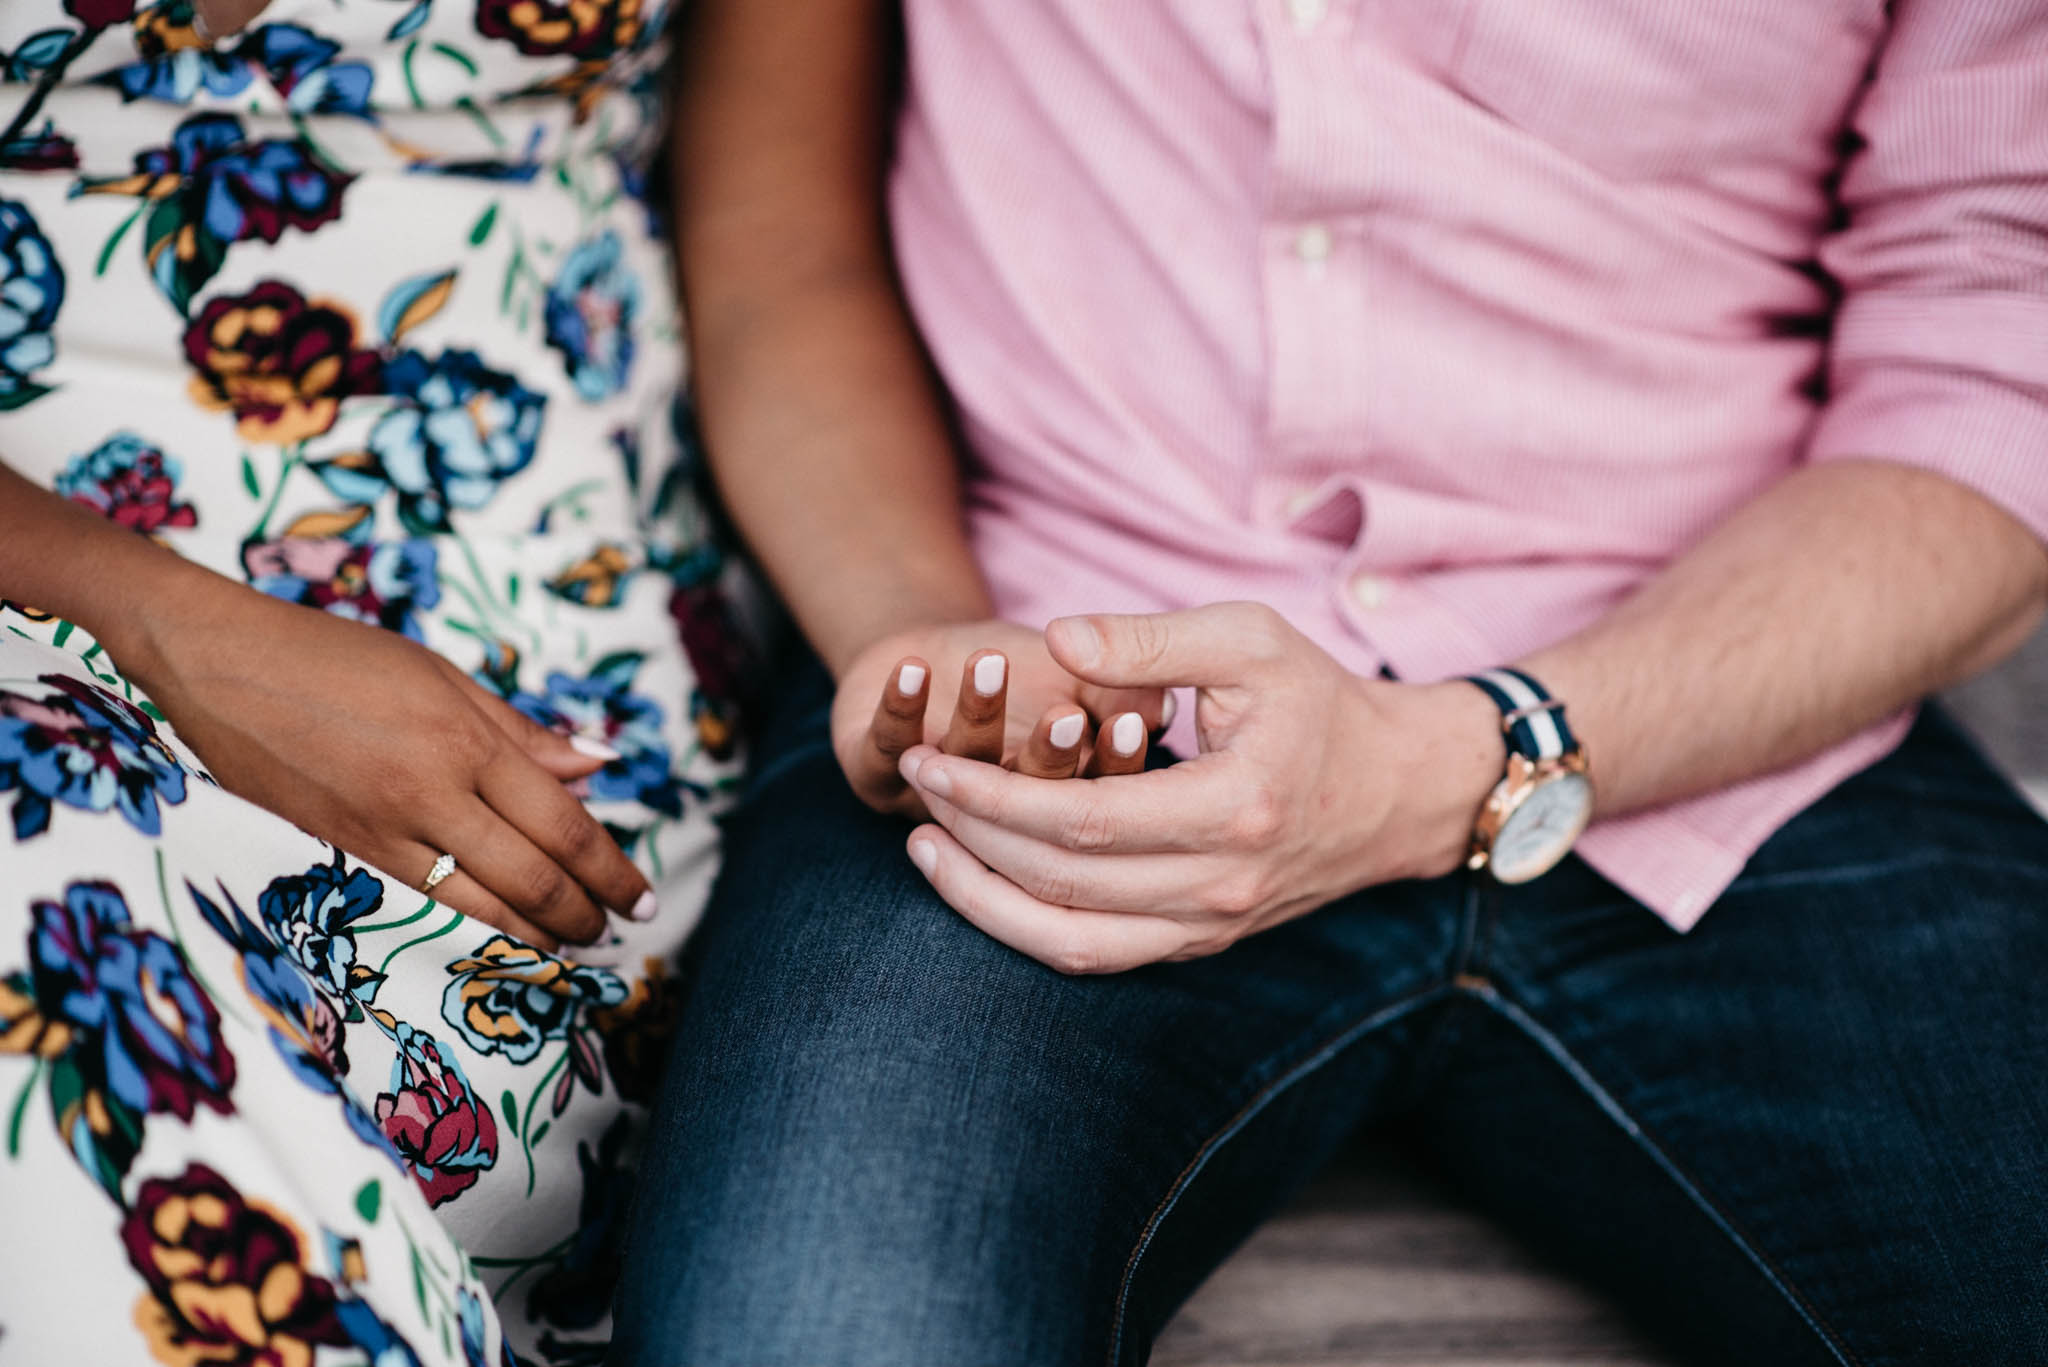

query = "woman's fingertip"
[[1049, 712, 1086, 750], [570, 734, 621, 762], [1159, 690, 1178, 729], [1112, 712, 1144, 756], [897, 662, 927, 695], [900, 749, 927, 784], [909, 837, 940, 877], [973, 652, 1006, 696], [628, 889, 657, 922]]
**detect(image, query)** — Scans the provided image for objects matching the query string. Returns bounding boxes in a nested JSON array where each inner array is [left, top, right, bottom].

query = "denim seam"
[[1103, 981, 1451, 1367], [1721, 850, 2048, 899], [1465, 982, 1865, 1367]]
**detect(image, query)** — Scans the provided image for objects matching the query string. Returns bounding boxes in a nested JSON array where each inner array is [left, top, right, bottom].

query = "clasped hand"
[[840, 604, 1500, 974]]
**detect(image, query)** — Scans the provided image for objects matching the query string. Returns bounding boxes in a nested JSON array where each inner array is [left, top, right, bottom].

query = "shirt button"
[[1349, 572, 1392, 610], [1294, 222, 1333, 265], [1288, 0, 1329, 33]]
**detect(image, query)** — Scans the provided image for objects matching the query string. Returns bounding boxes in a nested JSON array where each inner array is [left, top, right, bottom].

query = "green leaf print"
[[355, 1178, 383, 1223]]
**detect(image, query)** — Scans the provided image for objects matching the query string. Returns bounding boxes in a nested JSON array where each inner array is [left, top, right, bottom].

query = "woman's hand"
[[831, 620, 1170, 818], [894, 604, 1504, 973], [112, 565, 652, 954]]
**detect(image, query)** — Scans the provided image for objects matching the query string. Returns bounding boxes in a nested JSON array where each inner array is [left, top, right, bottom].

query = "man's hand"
[[894, 603, 1504, 973], [833, 619, 1170, 818]]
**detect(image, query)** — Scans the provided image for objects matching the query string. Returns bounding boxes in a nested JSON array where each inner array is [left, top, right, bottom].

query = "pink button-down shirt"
[[887, 1, 2048, 929]]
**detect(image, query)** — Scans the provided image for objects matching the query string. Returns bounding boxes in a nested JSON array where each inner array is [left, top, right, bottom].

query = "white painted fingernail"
[[628, 889, 657, 922], [910, 839, 939, 877], [1159, 691, 1178, 729], [973, 654, 1006, 696], [898, 663, 926, 695], [1049, 713, 1085, 749], [1112, 712, 1143, 756], [571, 735, 621, 762]]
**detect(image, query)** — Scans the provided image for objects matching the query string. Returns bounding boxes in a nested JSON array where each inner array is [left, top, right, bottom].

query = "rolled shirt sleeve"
[[1806, 0, 2048, 544]]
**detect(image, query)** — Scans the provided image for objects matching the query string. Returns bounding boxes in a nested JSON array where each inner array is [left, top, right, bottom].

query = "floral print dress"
[[0, 3, 744, 1363]]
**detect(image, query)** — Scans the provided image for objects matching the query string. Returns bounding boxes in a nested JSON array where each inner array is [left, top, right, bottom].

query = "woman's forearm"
[[0, 459, 229, 676], [1519, 459, 2048, 818], [675, 0, 989, 677]]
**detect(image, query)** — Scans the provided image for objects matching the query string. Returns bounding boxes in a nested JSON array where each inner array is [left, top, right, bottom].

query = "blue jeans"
[[610, 659, 2048, 1367]]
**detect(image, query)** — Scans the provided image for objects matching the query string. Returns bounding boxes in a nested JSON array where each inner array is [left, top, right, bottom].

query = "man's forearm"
[[1517, 459, 2048, 819], [675, 0, 990, 678]]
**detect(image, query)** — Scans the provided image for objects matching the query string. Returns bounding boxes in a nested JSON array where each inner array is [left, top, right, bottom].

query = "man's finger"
[[479, 747, 654, 922], [941, 649, 1007, 762], [849, 658, 931, 800], [921, 790, 1227, 916], [901, 744, 1241, 853], [1046, 602, 1299, 689], [1011, 706, 1088, 779], [905, 824, 1194, 974], [1087, 711, 1148, 776]]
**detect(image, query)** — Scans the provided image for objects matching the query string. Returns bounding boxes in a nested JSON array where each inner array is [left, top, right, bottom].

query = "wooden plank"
[[1156, 1160, 1679, 1367]]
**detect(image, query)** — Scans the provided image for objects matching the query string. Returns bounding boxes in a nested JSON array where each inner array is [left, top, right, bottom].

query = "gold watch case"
[[1466, 746, 1595, 885]]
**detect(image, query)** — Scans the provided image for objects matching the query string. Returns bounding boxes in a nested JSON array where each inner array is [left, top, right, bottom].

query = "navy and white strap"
[[1463, 667, 1578, 762]]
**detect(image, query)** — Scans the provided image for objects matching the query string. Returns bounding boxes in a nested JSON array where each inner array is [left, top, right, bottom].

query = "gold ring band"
[[420, 852, 457, 894]]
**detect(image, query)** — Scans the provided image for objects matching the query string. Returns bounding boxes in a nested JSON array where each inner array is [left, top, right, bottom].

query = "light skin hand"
[[833, 619, 1170, 819], [896, 604, 1501, 974]]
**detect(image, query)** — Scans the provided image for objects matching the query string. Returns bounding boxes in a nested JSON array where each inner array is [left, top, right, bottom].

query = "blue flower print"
[[498, 653, 685, 817], [244, 25, 377, 118], [28, 881, 237, 1125], [335, 1297, 428, 1367], [544, 230, 639, 400], [54, 432, 198, 535], [0, 674, 188, 839], [258, 854, 386, 998], [242, 510, 443, 642], [320, 349, 546, 532], [0, 198, 63, 409], [188, 880, 400, 1160], [441, 935, 627, 1065], [103, 15, 375, 119], [75, 113, 351, 312]]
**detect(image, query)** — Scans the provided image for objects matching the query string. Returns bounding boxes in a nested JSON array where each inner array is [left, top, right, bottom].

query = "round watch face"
[[1491, 772, 1594, 884]]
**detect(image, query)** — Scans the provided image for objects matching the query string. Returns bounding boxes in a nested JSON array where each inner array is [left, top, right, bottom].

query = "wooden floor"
[[1156, 1149, 1681, 1367]]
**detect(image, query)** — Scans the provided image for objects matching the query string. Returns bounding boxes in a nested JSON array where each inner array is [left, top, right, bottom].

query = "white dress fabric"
[[0, 2, 740, 1362]]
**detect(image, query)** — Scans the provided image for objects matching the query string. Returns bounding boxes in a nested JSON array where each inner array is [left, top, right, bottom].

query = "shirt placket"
[[1257, 0, 1376, 469]]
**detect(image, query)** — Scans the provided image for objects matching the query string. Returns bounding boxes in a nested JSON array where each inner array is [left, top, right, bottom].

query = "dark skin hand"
[[0, 462, 648, 954]]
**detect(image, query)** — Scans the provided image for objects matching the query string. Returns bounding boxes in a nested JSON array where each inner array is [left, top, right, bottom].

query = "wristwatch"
[[1461, 667, 1594, 884]]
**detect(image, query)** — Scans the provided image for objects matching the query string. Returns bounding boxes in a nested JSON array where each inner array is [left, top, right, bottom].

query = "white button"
[[1288, 0, 1328, 33], [1348, 573, 1391, 610], [1294, 222, 1333, 265]]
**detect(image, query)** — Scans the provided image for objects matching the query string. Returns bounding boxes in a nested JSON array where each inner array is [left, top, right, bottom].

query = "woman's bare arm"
[[673, 0, 991, 677]]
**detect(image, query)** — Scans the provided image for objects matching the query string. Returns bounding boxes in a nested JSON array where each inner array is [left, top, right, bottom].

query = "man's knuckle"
[[1205, 870, 1266, 918], [1063, 800, 1119, 852], [1025, 865, 1081, 909], [1227, 789, 1284, 848], [1048, 937, 1102, 976], [1125, 615, 1171, 672]]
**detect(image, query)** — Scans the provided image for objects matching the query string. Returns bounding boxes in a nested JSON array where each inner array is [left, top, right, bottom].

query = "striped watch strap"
[[1464, 667, 1578, 762]]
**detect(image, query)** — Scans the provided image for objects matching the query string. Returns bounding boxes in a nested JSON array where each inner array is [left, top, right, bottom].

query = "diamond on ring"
[[421, 852, 457, 894]]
